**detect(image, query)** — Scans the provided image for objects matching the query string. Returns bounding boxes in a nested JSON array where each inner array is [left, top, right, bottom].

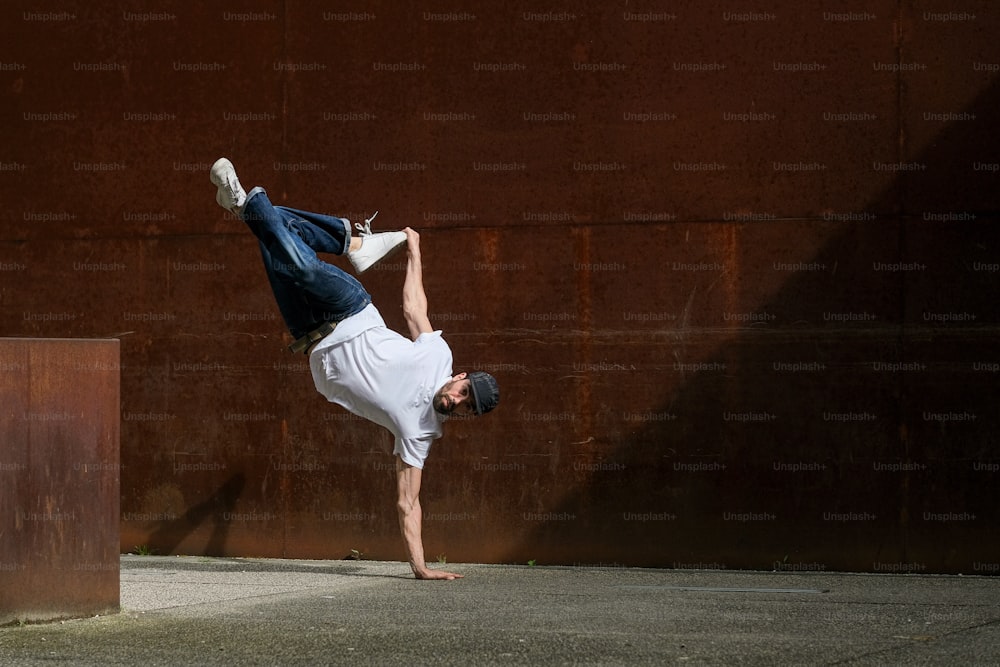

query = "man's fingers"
[[417, 569, 464, 580]]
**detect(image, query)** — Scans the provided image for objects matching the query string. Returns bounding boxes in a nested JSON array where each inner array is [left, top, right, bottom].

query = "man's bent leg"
[[241, 188, 370, 339], [276, 204, 407, 275], [273, 205, 353, 256]]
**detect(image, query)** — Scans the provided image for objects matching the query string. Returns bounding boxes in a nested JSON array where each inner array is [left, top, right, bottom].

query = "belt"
[[288, 321, 337, 355]]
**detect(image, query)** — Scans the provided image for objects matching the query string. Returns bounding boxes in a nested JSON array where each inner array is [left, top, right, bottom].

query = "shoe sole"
[[355, 238, 407, 274], [210, 157, 234, 186], [210, 158, 246, 213]]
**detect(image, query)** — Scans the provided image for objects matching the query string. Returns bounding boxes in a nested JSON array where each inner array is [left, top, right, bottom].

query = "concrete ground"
[[1, 556, 999, 666]]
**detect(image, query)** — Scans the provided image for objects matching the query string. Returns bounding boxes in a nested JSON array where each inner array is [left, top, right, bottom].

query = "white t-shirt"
[[309, 304, 452, 469]]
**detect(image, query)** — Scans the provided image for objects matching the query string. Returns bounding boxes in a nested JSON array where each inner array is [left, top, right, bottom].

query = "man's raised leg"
[[211, 157, 406, 274], [239, 187, 372, 338], [211, 158, 370, 339]]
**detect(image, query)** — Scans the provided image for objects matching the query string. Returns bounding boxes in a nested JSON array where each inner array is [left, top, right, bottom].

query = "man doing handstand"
[[210, 157, 499, 580]]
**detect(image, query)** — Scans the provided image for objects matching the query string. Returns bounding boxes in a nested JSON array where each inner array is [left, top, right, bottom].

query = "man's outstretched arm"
[[395, 457, 464, 580], [401, 227, 433, 341]]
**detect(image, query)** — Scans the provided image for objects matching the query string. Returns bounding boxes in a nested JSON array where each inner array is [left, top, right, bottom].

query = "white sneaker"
[[348, 212, 407, 274], [210, 157, 247, 213]]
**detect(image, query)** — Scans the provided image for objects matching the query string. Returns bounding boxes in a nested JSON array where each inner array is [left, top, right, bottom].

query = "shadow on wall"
[[145, 473, 246, 556], [503, 80, 1000, 574]]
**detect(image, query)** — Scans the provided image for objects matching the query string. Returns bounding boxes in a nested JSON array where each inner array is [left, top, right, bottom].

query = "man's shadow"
[[148, 473, 245, 556]]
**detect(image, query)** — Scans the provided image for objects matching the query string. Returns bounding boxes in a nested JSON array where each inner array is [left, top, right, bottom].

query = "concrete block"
[[0, 338, 120, 625]]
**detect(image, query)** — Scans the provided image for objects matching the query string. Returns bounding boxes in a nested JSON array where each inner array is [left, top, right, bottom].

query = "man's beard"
[[432, 392, 453, 416]]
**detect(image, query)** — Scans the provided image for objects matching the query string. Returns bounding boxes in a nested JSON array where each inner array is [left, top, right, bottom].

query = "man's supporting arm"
[[395, 457, 464, 580], [401, 227, 433, 341]]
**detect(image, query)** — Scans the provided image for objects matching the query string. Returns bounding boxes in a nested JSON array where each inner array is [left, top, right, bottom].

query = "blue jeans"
[[240, 187, 371, 339]]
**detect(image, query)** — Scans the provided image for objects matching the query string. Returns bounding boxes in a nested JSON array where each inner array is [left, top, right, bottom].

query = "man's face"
[[433, 373, 475, 416]]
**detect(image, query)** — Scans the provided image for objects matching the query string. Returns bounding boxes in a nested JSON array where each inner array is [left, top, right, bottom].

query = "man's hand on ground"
[[415, 568, 465, 581]]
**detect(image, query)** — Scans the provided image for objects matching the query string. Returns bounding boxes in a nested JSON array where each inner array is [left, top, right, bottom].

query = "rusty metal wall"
[[1, 2, 998, 574], [0, 339, 120, 624]]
